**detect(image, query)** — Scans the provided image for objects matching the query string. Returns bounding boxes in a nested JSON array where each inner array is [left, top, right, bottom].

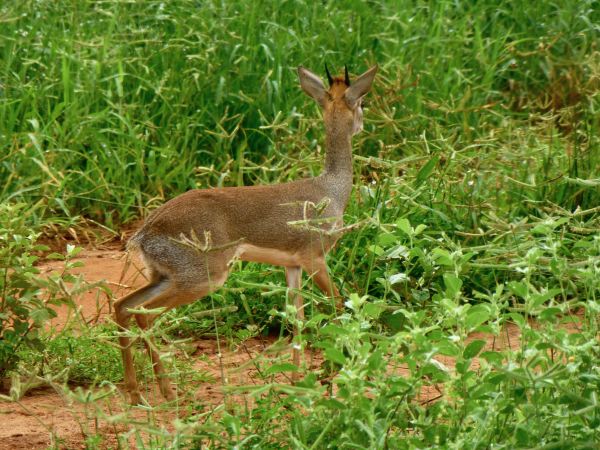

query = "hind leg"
[[114, 278, 219, 404], [116, 235, 234, 404], [114, 281, 168, 404], [134, 313, 175, 401]]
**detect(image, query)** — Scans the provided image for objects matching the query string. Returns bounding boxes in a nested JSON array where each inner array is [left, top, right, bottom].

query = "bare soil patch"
[[0, 245, 310, 448], [40, 244, 144, 329], [1, 245, 578, 449]]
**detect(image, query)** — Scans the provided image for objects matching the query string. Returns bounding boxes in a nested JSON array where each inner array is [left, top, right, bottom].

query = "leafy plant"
[[0, 203, 103, 383], [0, 203, 57, 379]]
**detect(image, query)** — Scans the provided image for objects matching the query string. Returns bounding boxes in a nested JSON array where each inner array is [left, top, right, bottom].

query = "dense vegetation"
[[1, 0, 599, 448]]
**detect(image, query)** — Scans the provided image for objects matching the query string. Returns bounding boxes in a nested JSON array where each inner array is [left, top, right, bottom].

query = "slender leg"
[[114, 280, 210, 404], [305, 259, 342, 311], [114, 282, 167, 405], [285, 266, 303, 376], [117, 332, 141, 404], [134, 314, 175, 401]]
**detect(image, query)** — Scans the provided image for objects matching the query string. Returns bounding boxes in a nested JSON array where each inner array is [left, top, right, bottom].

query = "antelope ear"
[[298, 66, 327, 106], [345, 65, 378, 108]]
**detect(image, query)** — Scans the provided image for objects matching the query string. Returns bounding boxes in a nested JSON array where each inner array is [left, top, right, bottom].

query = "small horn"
[[325, 64, 333, 86], [344, 65, 350, 86]]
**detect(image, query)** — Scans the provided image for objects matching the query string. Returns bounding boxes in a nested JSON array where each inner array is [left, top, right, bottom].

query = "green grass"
[[1, 0, 599, 448], [1, 0, 598, 226]]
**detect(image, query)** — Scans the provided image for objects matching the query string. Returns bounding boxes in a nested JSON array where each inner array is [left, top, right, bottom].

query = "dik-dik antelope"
[[115, 64, 378, 404]]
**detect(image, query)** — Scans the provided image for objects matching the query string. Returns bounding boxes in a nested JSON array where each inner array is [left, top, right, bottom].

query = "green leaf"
[[324, 347, 346, 365], [539, 307, 562, 321], [443, 273, 462, 298], [508, 313, 526, 328], [367, 245, 384, 256], [414, 155, 440, 187], [396, 218, 412, 236], [377, 233, 397, 247], [463, 339, 486, 359], [480, 351, 504, 365], [367, 350, 384, 371], [465, 305, 490, 330], [508, 281, 528, 299], [305, 313, 329, 328], [436, 340, 461, 357], [469, 382, 495, 399], [414, 224, 427, 236], [364, 302, 384, 319], [66, 244, 83, 257], [530, 288, 562, 308], [432, 248, 453, 267], [265, 363, 299, 375]]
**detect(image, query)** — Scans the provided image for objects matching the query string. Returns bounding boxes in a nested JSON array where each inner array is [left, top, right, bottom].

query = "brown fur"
[[114, 65, 377, 404]]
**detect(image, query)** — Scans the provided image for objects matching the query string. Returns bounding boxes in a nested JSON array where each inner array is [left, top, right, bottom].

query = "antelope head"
[[298, 64, 378, 135]]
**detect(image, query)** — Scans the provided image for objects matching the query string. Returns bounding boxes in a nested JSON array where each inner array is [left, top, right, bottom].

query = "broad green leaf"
[[436, 340, 461, 357], [364, 302, 384, 319], [377, 233, 397, 247], [432, 248, 453, 267], [367, 244, 384, 256], [463, 339, 486, 359], [530, 288, 562, 308], [324, 347, 346, 365], [414, 224, 427, 236], [396, 218, 412, 236], [465, 305, 490, 330], [443, 273, 462, 298], [508, 281, 528, 299], [320, 324, 349, 336], [507, 313, 526, 328], [480, 351, 504, 365], [539, 307, 562, 321], [469, 382, 495, 399]]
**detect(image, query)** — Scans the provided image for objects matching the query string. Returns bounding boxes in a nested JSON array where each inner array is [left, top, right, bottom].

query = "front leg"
[[285, 266, 304, 376], [304, 259, 342, 312]]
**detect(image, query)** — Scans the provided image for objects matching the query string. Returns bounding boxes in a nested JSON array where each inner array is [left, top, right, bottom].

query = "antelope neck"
[[320, 123, 354, 208], [323, 124, 353, 178]]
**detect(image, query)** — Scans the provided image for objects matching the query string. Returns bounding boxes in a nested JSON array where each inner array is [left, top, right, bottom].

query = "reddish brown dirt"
[[0, 244, 579, 449], [0, 335, 295, 450], [0, 245, 317, 449], [40, 245, 145, 329]]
